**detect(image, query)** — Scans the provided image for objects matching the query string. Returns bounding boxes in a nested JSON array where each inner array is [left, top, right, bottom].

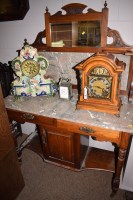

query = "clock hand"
[[93, 86, 103, 90]]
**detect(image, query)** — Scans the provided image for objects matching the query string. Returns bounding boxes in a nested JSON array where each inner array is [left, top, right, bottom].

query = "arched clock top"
[[76, 53, 126, 74]]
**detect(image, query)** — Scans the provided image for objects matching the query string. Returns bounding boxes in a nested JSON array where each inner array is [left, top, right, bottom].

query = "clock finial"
[[23, 38, 29, 46]]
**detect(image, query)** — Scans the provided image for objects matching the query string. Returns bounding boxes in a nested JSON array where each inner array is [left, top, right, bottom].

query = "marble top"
[[4, 92, 133, 134]]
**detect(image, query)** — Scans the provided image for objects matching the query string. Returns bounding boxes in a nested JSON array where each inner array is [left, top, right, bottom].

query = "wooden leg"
[[112, 132, 131, 193], [9, 122, 22, 162], [112, 148, 127, 193]]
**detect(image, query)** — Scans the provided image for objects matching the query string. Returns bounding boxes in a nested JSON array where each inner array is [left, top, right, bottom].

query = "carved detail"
[[112, 177, 120, 192], [52, 3, 103, 16], [87, 8, 100, 14], [52, 3, 101, 16], [52, 11, 62, 17], [118, 148, 127, 162], [112, 147, 127, 192], [32, 2, 133, 54], [107, 27, 130, 47], [62, 3, 87, 15], [31, 29, 46, 50]]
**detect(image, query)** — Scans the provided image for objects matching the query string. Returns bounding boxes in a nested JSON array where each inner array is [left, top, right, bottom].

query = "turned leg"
[[112, 132, 131, 194], [112, 148, 127, 193]]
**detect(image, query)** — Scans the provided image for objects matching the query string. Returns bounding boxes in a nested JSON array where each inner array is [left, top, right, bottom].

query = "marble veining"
[[4, 91, 133, 134], [39, 52, 130, 91]]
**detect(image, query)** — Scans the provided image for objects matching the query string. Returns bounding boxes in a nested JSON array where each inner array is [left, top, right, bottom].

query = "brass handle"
[[79, 127, 95, 133], [23, 113, 35, 120]]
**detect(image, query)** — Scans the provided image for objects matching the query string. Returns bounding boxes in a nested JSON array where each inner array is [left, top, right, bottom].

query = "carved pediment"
[[107, 27, 130, 47], [62, 3, 87, 15]]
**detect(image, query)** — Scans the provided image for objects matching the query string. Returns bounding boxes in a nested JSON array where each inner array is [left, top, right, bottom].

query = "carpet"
[[16, 148, 126, 200]]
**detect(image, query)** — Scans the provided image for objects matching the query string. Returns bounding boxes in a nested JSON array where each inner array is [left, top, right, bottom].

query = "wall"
[[0, 0, 133, 63], [0, 0, 133, 192]]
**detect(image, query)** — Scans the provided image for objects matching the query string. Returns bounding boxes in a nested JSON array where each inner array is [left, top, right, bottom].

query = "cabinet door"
[[39, 126, 77, 167]]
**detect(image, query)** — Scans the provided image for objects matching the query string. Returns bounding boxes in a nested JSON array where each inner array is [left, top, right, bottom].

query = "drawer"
[[57, 120, 121, 144], [6, 109, 56, 126]]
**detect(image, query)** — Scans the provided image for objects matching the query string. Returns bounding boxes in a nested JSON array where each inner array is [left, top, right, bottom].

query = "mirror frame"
[[31, 2, 133, 100], [45, 3, 108, 52]]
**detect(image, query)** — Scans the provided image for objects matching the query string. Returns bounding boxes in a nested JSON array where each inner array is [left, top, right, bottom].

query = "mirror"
[[77, 21, 101, 47], [50, 21, 101, 47], [45, 3, 108, 51]]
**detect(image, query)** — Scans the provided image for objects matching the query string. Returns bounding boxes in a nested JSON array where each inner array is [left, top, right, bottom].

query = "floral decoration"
[[11, 44, 57, 97]]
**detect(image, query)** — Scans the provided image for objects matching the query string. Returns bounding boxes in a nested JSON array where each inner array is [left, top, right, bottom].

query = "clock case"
[[75, 53, 126, 115]]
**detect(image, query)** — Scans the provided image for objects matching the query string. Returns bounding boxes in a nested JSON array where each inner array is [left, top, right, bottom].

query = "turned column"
[[112, 132, 131, 193]]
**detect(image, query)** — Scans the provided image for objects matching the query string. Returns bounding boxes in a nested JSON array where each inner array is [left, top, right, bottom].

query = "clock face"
[[21, 59, 39, 78], [87, 67, 112, 99], [59, 86, 69, 99]]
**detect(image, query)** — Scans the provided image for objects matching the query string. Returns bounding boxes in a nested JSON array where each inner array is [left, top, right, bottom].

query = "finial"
[[104, 1, 107, 8], [23, 38, 29, 46], [46, 6, 49, 13]]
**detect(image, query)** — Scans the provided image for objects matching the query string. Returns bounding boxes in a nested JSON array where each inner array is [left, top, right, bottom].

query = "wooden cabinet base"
[[26, 129, 130, 194], [6, 107, 131, 194]]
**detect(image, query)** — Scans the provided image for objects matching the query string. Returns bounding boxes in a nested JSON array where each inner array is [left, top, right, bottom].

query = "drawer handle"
[[79, 127, 95, 133], [23, 113, 35, 120]]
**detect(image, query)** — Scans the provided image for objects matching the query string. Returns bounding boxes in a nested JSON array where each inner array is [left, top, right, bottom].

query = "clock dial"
[[59, 86, 69, 99], [87, 67, 112, 99], [21, 59, 39, 78], [88, 76, 112, 99]]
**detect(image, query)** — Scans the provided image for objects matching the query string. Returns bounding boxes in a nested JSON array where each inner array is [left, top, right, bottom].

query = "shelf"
[[45, 3, 108, 50], [84, 147, 115, 172], [45, 46, 102, 53]]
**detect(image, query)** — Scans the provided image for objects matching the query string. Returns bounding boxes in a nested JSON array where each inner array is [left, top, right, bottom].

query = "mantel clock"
[[75, 53, 126, 115], [11, 43, 57, 97]]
